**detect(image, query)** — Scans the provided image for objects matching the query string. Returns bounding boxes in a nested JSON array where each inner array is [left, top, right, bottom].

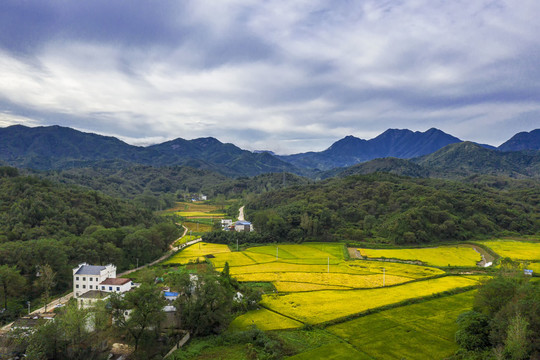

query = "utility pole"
[[276, 246, 279, 260], [136, 258, 139, 268], [27, 301, 30, 315], [236, 238, 239, 251], [327, 257, 330, 273], [383, 267, 385, 287]]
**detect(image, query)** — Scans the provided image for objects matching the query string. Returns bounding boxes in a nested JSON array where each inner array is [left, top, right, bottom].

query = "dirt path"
[[348, 248, 363, 259], [238, 206, 245, 221], [460, 243, 495, 267]]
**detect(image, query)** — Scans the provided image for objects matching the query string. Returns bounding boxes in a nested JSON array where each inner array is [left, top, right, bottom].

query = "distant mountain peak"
[[498, 129, 540, 152]]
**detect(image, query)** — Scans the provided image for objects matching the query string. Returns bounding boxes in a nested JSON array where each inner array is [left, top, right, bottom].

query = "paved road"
[[1, 225, 194, 333]]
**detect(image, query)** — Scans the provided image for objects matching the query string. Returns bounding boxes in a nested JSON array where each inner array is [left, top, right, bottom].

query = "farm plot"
[[233, 272, 413, 292], [229, 308, 302, 331], [163, 242, 230, 265], [480, 240, 540, 261], [327, 291, 476, 360], [244, 243, 346, 261], [359, 246, 482, 267], [260, 276, 479, 324]]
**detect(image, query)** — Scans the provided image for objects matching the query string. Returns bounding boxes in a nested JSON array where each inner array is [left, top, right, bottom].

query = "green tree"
[[504, 313, 530, 360], [455, 311, 491, 351], [110, 283, 166, 351], [0, 265, 26, 314]]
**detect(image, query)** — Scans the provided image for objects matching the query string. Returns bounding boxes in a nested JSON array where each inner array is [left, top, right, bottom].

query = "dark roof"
[[75, 265, 107, 275], [100, 278, 131, 285], [79, 290, 109, 299]]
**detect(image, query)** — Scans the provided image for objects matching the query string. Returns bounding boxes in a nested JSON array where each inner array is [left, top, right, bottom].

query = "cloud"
[[0, 0, 539, 154]]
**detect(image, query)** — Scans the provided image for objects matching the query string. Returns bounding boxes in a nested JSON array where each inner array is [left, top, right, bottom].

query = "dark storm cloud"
[[0, 0, 539, 153]]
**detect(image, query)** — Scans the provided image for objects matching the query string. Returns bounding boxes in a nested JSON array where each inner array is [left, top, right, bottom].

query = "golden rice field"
[[527, 262, 540, 273], [229, 308, 302, 331], [480, 239, 540, 261], [260, 276, 479, 325], [176, 211, 225, 218], [359, 246, 482, 267], [233, 272, 414, 291], [182, 221, 213, 233], [163, 242, 230, 265]]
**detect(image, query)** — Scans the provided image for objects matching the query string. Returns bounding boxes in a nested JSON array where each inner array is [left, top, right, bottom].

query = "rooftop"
[[75, 264, 107, 275], [100, 278, 131, 285], [79, 290, 110, 299]]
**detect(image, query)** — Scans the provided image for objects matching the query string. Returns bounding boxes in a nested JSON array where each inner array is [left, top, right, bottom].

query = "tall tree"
[[0, 265, 26, 313]]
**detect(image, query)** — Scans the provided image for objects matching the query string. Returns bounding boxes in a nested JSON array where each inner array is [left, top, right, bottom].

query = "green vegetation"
[[454, 263, 540, 359], [246, 174, 540, 244], [0, 170, 180, 323], [328, 291, 476, 359], [360, 246, 482, 267]]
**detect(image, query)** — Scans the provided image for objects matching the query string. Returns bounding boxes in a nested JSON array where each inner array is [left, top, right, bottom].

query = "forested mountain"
[[0, 125, 298, 177], [327, 142, 540, 180], [279, 128, 462, 170], [414, 142, 540, 178], [148, 137, 299, 176], [31, 165, 311, 210], [498, 128, 540, 151], [245, 173, 540, 244]]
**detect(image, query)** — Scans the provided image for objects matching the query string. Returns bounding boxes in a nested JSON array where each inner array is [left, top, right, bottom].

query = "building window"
[[109, 286, 112, 291], [82, 277, 86, 281], [82, 285, 86, 289], [76, 285, 79, 288], [116, 287, 120, 291], [76, 276, 79, 281], [89, 285, 93, 289], [102, 286, 105, 290], [89, 277, 92, 281]]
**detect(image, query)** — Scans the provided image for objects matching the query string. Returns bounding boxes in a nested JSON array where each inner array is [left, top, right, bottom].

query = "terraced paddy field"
[[479, 239, 540, 261], [229, 308, 303, 331], [259, 276, 478, 326], [359, 246, 482, 267], [327, 291, 476, 360], [163, 242, 230, 265]]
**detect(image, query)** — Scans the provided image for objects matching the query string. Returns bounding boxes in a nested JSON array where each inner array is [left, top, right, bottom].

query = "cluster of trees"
[[245, 174, 540, 244], [2, 264, 262, 359], [454, 261, 540, 359], [0, 169, 180, 323], [34, 166, 310, 210]]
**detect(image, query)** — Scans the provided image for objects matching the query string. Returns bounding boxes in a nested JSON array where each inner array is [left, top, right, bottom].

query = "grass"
[[480, 239, 540, 261], [287, 343, 372, 360], [163, 242, 230, 265], [260, 276, 479, 324], [229, 308, 303, 331], [175, 234, 199, 246], [327, 291, 476, 360], [359, 246, 482, 267]]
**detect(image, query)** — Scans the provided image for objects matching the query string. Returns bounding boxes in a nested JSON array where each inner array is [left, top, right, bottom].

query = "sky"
[[0, 0, 539, 154]]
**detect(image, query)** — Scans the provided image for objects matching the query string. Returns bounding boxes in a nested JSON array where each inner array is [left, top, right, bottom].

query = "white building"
[[99, 278, 133, 293], [234, 220, 253, 232], [73, 263, 116, 298]]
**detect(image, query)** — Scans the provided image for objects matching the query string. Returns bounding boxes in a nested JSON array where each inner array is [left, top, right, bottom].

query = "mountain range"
[[1, 125, 539, 178]]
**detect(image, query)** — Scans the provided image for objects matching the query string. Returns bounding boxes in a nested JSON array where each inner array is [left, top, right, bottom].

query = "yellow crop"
[[233, 272, 412, 291], [359, 246, 482, 267], [210, 252, 256, 268], [480, 240, 540, 261], [176, 211, 225, 218], [273, 282, 349, 292], [229, 308, 302, 331], [245, 243, 345, 260], [163, 242, 230, 265], [260, 276, 479, 324]]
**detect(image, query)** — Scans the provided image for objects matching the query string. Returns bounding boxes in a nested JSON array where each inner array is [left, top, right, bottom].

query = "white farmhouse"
[[73, 263, 116, 298]]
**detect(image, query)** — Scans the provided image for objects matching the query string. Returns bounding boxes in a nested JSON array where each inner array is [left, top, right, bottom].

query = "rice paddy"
[[163, 242, 230, 265], [480, 239, 540, 261], [327, 291, 476, 360], [228, 308, 303, 331], [260, 276, 479, 324], [359, 246, 482, 267]]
